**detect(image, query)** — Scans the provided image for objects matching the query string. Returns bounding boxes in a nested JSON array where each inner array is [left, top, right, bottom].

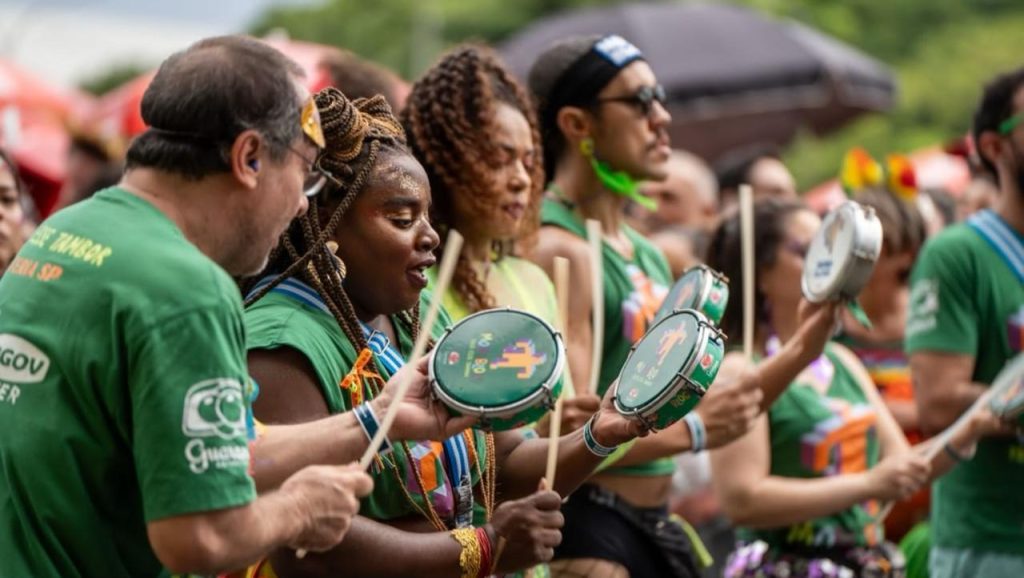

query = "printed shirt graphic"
[[905, 220, 1024, 555], [541, 199, 672, 476], [741, 346, 882, 551], [835, 334, 920, 443], [245, 287, 489, 524], [0, 187, 255, 578]]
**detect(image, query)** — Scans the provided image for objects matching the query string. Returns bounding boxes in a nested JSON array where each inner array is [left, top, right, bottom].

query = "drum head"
[[989, 353, 1024, 422], [615, 310, 700, 412], [431, 309, 561, 408], [803, 203, 856, 302], [656, 267, 704, 322]]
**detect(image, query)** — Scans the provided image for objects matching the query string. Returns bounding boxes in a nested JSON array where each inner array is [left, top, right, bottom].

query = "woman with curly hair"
[[402, 45, 600, 435], [242, 88, 646, 578]]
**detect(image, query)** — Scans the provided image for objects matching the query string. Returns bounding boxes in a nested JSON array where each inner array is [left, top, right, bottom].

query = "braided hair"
[[402, 45, 544, 314], [243, 87, 422, 361]]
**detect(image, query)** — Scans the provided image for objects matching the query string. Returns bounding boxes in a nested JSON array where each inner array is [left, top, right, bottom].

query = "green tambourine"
[[613, 309, 725, 431], [654, 265, 729, 325], [429, 308, 565, 431]]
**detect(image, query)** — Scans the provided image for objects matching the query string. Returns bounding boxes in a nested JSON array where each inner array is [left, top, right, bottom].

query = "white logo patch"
[[182, 378, 247, 440], [181, 378, 250, 474], [0, 334, 50, 383], [593, 35, 643, 67]]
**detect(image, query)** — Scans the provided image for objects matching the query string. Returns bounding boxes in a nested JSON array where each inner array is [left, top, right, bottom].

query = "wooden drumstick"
[[876, 380, 1005, 522], [554, 255, 574, 401], [739, 184, 755, 361], [545, 257, 571, 487], [297, 231, 463, 559], [585, 219, 604, 396]]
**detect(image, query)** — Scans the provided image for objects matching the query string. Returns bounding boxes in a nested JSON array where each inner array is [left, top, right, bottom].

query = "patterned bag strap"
[[967, 209, 1024, 283]]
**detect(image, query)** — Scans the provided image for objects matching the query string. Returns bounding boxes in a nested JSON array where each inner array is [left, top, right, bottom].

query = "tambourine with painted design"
[[988, 353, 1024, 425], [429, 308, 565, 431], [655, 264, 730, 325], [802, 200, 883, 303], [612, 309, 725, 431]]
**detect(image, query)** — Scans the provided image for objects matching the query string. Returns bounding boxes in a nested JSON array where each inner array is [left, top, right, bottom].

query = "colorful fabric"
[[541, 198, 671, 476], [899, 522, 931, 578], [725, 540, 906, 578], [244, 280, 489, 525], [739, 345, 883, 551], [905, 218, 1024, 555], [0, 187, 256, 578]]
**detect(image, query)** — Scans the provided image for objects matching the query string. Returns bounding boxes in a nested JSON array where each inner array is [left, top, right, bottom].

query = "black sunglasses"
[[595, 84, 667, 117]]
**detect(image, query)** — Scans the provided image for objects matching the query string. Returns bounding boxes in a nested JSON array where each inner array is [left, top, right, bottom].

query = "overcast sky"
[[0, 0, 318, 88]]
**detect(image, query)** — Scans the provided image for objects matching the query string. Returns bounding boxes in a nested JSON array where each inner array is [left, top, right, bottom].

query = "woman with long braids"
[[402, 44, 599, 434], [242, 88, 646, 578]]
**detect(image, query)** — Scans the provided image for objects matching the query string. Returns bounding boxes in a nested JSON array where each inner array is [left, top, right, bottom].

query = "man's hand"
[[282, 464, 374, 553], [589, 381, 652, 447], [373, 356, 478, 442]]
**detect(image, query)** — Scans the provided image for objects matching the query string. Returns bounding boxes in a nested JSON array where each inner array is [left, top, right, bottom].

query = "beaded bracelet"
[[449, 527, 481, 578], [583, 414, 619, 457], [353, 402, 392, 454], [683, 412, 706, 453]]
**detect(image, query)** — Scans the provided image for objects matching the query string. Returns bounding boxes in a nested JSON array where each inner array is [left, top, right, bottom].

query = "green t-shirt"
[[740, 346, 883, 550], [245, 283, 489, 525], [541, 198, 672, 476], [0, 187, 256, 578], [904, 218, 1024, 555]]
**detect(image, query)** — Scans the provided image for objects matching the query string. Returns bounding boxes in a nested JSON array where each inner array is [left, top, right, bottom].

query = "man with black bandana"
[[907, 67, 1024, 578], [526, 34, 764, 578]]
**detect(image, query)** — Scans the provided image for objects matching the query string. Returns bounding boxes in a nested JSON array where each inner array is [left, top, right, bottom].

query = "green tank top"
[[739, 345, 883, 551], [245, 285, 489, 525], [541, 198, 673, 476]]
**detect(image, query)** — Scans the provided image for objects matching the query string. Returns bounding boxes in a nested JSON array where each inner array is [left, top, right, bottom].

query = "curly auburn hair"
[[402, 44, 545, 314], [243, 87, 422, 361]]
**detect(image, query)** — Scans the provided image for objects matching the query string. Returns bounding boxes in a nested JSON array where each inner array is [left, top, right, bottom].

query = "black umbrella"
[[499, 2, 896, 164]]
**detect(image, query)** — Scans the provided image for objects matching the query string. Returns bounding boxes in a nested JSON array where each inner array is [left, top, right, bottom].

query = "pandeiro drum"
[[802, 200, 883, 303], [612, 309, 725, 431], [429, 308, 565, 431], [988, 353, 1024, 425], [654, 264, 730, 325]]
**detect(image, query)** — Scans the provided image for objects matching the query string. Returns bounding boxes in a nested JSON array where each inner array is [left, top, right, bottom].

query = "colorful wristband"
[[354, 402, 392, 454], [475, 526, 493, 578], [583, 414, 619, 457], [683, 412, 706, 453]]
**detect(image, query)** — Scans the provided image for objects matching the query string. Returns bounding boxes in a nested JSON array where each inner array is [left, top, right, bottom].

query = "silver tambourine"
[[802, 200, 883, 303]]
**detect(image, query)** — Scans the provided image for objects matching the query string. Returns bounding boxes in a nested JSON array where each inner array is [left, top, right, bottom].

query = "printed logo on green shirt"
[[907, 278, 939, 337], [0, 334, 50, 383], [181, 378, 249, 474]]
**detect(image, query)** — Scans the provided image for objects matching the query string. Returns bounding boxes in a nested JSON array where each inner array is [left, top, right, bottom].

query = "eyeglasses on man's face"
[[595, 84, 667, 117]]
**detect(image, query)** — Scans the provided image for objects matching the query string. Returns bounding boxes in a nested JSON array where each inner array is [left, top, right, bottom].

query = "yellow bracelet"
[[449, 527, 481, 578]]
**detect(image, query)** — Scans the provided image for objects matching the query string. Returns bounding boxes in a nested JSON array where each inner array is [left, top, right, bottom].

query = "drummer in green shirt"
[[907, 67, 1024, 578], [403, 45, 600, 440], [0, 36, 380, 578], [526, 34, 852, 578], [243, 87, 651, 578]]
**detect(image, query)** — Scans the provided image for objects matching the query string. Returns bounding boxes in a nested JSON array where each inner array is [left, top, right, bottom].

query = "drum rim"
[[428, 307, 567, 418], [657, 265, 721, 321], [802, 201, 881, 303], [612, 309, 717, 416]]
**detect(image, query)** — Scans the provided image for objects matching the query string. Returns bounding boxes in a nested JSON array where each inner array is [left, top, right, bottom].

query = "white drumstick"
[[586, 219, 604, 396], [739, 184, 755, 361], [296, 231, 463, 559]]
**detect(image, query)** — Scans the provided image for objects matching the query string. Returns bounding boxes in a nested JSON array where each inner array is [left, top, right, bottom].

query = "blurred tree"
[[249, 0, 1024, 189], [78, 62, 149, 96]]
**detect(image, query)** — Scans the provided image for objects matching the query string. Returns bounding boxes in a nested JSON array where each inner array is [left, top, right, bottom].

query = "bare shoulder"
[[533, 225, 591, 269]]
